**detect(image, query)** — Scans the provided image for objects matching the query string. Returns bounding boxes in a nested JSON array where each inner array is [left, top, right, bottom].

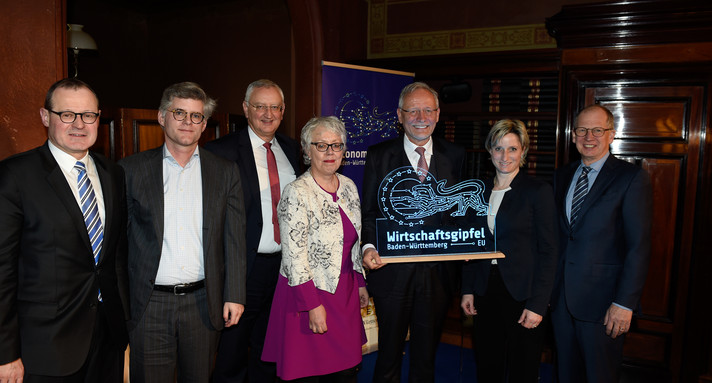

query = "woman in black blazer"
[[461, 119, 558, 382]]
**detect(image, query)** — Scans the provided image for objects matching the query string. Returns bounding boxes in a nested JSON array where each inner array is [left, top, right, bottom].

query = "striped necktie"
[[570, 166, 592, 225], [75, 161, 104, 300]]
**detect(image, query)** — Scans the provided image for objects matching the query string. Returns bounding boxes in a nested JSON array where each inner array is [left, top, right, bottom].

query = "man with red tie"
[[205, 79, 301, 383]]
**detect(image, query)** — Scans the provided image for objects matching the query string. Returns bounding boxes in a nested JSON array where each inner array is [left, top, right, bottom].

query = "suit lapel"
[[557, 162, 577, 230], [238, 129, 262, 217], [144, 148, 165, 244], [40, 145, 95, 261], [574, 156, 618, 225], [93, 154, 113, 265], [276, 133, 301, 174], [200, 148, 213, 256]]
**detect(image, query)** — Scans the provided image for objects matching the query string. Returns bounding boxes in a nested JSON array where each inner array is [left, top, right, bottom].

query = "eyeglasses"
[[573, 127, 614, 137], [169, 109, 206, 124], [247, 103, 283, 113], [400, 108, 439, 118], [49, 110, 100, 124], [311, 142, 345, 152]]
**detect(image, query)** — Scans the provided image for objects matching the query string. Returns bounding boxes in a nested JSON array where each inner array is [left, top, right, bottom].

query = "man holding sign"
[[361, 82, 465, 382]]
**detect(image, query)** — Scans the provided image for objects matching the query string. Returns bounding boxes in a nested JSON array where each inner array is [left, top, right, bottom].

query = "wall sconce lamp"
[[67, 24, 97, 78]]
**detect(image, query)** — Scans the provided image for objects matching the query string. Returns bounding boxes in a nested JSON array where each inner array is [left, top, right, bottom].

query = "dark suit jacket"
[[461, 172, 558, 316], [361, 136, 465, 296], [0, 142, 129, 376], [120, 146, 246, 331], [551, 155, 652, 323], [204, 128, 300, 276]]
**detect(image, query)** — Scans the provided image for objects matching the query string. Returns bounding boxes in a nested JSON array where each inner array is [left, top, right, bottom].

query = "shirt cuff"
[[612, 302, 632, 311]]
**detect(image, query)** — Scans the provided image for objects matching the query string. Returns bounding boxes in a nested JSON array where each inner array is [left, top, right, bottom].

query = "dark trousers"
[[372, 263, 450, 383], [129, 287, 219, 383], [551, 288, 625, 383], [472, 265, 545, 383], [213, 254, 281, 383], [25, 305, 125, 383]]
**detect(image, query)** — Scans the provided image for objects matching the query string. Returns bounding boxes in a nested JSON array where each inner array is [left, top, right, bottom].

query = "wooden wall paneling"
[[286, 0, 323, 138], [561, 71, 706, 380], [115, 108, 162, 157], [0, 0, 67, 159]]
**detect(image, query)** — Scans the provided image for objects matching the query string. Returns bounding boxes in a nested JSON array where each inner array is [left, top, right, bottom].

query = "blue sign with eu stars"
[[376, 166, 504, 262]]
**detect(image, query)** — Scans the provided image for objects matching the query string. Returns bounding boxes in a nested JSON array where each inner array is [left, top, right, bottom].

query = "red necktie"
[[415, 146, 428, 182], [264, 142, 281, 244]]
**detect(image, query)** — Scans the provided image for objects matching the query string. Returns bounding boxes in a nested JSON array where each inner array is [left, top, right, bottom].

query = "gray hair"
[[244, 79, 284, 104], [300, 116, 347, 165], [398, 82, 439, 109], [159, 82, 217, 119]]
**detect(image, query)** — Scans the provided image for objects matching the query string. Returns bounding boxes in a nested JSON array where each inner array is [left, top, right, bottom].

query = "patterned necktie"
[[415, 146, 428, 182], [570, 166, 592, 225], [75, 161, 104, 300], [264, 143, 281, 244]]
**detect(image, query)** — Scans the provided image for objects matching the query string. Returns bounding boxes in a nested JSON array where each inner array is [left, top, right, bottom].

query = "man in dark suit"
[[120, 82, 246, 383], [0, 78, 129, 382], [204, 79, 300, 383], [362, 82, 465, 382], [551, 104, 652, 383]]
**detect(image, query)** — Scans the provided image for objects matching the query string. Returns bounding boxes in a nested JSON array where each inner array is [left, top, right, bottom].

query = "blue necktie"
[[75, 161, 104, 300], [570, 166, 592, 225]]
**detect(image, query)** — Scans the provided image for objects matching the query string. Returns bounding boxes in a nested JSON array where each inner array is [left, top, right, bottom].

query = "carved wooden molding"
[[546, 0, 712, 49]]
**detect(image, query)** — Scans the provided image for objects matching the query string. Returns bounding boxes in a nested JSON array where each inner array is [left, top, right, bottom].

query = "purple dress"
[[262, 190, 367, 381]]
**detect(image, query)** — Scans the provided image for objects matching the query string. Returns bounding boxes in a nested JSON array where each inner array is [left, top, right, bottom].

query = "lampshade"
[[67, 24, 97, 51]]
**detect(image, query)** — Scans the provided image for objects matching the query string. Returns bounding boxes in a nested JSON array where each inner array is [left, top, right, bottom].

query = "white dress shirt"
[[248, 127, 296, 254], [48, 140, 105, 225]]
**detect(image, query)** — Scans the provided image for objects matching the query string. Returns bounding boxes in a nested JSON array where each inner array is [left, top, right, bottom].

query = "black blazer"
[[361, 136, 465, 295], [0, 143, 129, 375], [204, 128, 301, 275], [120, 146, 246, 331], [551, 155, 652, 322], [461, 172, 558, 316]]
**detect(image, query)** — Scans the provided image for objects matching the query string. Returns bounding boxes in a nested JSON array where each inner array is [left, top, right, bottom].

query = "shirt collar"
[[162, 144, 200, 167], [47, 140, 91, 173], [403, 135, 433, 154], [248, 126, 277, 149], [579, 151, 610, 173]]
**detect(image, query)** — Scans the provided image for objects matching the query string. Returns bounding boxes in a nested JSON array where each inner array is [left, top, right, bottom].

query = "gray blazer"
[[120, 146, 246, 330]]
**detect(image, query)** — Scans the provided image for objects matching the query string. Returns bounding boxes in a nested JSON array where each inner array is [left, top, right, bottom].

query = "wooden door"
[[560, 70, 707, 380]]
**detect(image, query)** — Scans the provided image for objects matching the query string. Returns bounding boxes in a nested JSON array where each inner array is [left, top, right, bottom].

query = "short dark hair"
[[44, 78, 98, 110]]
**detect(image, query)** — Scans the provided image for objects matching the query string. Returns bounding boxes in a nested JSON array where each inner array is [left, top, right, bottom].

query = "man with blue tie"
[[0, 78, 129, 382], [551, 104, 652, 382]]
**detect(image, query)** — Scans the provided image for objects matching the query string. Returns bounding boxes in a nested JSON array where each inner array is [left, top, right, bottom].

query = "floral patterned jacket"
[[277, 170, 365, 293]]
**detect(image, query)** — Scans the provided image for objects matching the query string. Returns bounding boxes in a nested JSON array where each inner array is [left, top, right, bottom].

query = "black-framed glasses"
[[169, 109, 206, 124], [247, 103, 284, 113], [49, 110, 100, 124], [311, 142, 345, 152], [400, 108, 439, 118], [573, 127, 614, 137]]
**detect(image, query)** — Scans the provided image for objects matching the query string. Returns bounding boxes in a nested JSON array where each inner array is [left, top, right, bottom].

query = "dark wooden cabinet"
[[548, 2, 712, 381], [92, 108, 239, 160]]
